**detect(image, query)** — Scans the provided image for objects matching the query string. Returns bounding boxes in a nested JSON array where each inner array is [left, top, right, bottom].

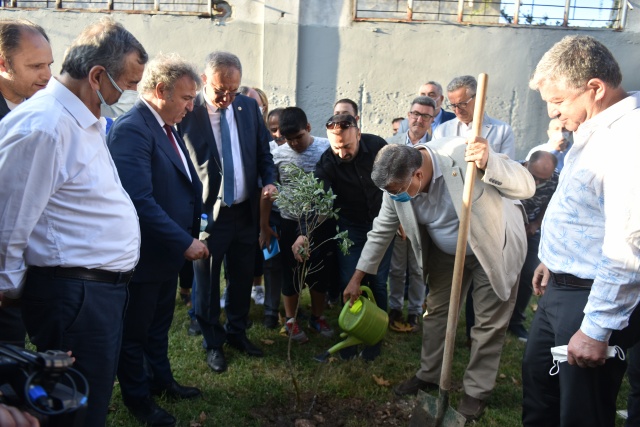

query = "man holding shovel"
[[344, 137, 534, 421]]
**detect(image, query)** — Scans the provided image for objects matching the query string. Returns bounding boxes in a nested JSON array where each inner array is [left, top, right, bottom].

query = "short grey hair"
[[61, 18, 147, 80], [138, 53, 201, 96], [410, 95, 436, 110], [371, 144, 423, 189], [204, 51, 242, 77], [529, 35, 621, 92], [424, 81, 443, 96], [447, 75, 477, 97]]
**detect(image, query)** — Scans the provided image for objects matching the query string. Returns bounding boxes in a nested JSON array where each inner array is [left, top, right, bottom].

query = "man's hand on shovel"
[[464, 136, 490, 171]]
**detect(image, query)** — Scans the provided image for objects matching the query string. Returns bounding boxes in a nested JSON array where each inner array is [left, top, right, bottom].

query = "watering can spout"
[[314, 333, 363, 362]]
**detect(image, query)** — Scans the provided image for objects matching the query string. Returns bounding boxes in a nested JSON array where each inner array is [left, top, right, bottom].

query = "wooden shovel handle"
[[439, 73, 488, 391]]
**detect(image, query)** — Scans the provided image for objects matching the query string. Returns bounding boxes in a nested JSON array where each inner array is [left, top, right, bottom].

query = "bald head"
[[527, 150, 557, 187]]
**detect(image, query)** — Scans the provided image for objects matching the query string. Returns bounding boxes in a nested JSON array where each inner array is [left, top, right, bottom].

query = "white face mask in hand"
[[549, 345, 625, 375]]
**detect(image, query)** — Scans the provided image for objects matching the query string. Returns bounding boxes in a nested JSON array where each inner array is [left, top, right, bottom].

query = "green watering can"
[[314, 286, 388, 362]]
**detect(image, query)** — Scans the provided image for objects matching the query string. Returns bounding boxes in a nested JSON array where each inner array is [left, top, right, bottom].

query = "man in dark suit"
[[178, 51, 276, 373], [109, 53, 209, 427], [0, 19, 53, 346]]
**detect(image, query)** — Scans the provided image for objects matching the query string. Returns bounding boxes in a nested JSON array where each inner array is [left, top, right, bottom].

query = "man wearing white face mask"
[[0, 19, 147, 427], [507, 151, 559, 342], [344, 138, 534, 421], [526, 118, 573, 172]]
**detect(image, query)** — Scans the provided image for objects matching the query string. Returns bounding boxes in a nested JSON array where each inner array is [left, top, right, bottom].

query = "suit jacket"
[[433, 113, 516, 159], [108, 100, 203, 282], [177, 93, 275, 227], [0, 94, 11, 121], [356, 136, 534, 301]]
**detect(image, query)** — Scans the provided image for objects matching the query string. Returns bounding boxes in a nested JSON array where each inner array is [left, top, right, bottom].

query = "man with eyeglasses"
[[178, 51, 276, 374], [398, 81, 456, 136], [344, 139, 533, 422], [508, 151, 559, 343], [313, 111, 391, 360], [386, 96, 437, 332], [0, 19, 147, 427], [435, 75, 515, 160]]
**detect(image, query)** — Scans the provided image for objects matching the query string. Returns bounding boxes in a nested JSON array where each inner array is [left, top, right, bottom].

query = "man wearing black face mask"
[[308, 109, 390, 360], [344, 139, 533, 422]]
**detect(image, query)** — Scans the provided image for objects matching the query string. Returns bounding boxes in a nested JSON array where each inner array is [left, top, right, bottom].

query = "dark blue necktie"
[[220, 107, 235, 206]]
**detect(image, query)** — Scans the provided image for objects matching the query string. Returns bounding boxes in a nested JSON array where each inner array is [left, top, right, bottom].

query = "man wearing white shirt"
[[525, 117, 573, 172], [523, 35, 640, 427], [397, 81, 456, 136], [0, 19, 147, 427]]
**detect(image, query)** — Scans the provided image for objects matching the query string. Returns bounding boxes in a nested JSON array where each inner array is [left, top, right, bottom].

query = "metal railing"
[[0, 0, 232, 17], [355, 0, 627, 29]]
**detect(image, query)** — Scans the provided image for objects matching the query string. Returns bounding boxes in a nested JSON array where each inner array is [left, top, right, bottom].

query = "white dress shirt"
[[539, 91, 640, 341], [0, 78, 140, 296], [204, 96, 247, 205]]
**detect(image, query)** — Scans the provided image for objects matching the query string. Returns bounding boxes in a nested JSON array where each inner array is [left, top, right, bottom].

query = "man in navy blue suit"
[[178, 51, 276, 373], [109, 53, 209, 427]]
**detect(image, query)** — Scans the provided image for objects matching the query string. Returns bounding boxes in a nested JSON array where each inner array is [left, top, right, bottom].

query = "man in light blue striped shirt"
[[522, 35, 640, 427]]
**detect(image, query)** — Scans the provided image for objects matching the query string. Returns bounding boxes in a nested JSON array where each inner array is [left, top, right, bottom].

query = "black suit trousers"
[[522, 278, 640, 427], [117, 278, 177, 404], [194, 201, 256, 349]]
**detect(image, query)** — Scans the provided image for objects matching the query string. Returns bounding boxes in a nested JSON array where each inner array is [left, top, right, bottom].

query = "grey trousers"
[[388, 236, 425, 316], [416, 244, 517, 399]]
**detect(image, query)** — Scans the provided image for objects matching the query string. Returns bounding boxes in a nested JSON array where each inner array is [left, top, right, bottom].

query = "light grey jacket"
[[356, 136, 534, 301]]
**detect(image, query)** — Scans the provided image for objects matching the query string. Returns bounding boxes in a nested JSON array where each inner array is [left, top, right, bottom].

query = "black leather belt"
[[550, 272, 594, 289], [29, 266, 135, 284]]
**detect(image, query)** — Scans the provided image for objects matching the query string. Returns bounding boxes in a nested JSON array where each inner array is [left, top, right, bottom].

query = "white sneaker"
[[251, 285, 265, 305]]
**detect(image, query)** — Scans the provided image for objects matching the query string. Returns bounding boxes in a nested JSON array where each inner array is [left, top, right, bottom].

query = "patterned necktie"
[[163, 124, 181, 157], [219, 108, 235, 206]]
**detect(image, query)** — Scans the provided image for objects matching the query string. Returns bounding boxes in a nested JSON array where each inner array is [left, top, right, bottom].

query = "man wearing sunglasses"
[[314, 111, 391, 361], [435, 75, 515, 160], [344, 139, 534, 421], [178, 51, 276, 374]]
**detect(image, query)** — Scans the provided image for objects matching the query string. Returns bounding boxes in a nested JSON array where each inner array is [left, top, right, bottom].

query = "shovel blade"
[[409, 390, 467, 427]]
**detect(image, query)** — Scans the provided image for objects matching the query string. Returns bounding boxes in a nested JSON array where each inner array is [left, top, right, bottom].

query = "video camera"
[[0, 344, 88, 426]]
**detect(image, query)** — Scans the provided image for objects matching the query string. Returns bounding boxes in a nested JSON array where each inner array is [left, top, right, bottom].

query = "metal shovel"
[[409, 73, 489, 427]]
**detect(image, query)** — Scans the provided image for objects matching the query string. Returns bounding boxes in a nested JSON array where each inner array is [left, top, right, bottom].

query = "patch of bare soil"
[[252, 393, 416, 427]]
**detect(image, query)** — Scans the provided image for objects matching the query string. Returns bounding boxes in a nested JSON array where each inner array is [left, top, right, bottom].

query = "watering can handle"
[[360, 286, 375, 306]]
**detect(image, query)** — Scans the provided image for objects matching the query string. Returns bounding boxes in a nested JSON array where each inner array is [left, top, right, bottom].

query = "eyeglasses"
[[212, 89, 241, 99], [446, 94, 476, 111], [409, 111, 434, 121], [325, 120, 357, 130], [383, 176, 413, 196]]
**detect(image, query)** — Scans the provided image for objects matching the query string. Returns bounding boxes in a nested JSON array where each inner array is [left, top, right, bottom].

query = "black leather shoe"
[[227, 335, 264, 357], [126, 397, 176, 427], [394, 376, 439, 396], [187, 319, 201, 336], [207, 348, 227, 373], [150, 380, 201, 400]]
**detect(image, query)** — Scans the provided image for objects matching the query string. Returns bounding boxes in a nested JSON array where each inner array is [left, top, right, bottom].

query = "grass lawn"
[[107, 290, 631, 426]]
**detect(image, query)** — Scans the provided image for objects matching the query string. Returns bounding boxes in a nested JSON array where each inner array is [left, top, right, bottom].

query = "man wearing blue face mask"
[[344, 138, 534, 422]]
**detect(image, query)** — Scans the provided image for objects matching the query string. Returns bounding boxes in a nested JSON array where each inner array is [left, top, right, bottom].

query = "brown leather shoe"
[[394, 376, 438, 396], [457, 393, 488, 421]]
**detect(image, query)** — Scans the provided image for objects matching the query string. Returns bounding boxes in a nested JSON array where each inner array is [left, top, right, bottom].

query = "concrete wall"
[[5, 0, 640, 158]]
